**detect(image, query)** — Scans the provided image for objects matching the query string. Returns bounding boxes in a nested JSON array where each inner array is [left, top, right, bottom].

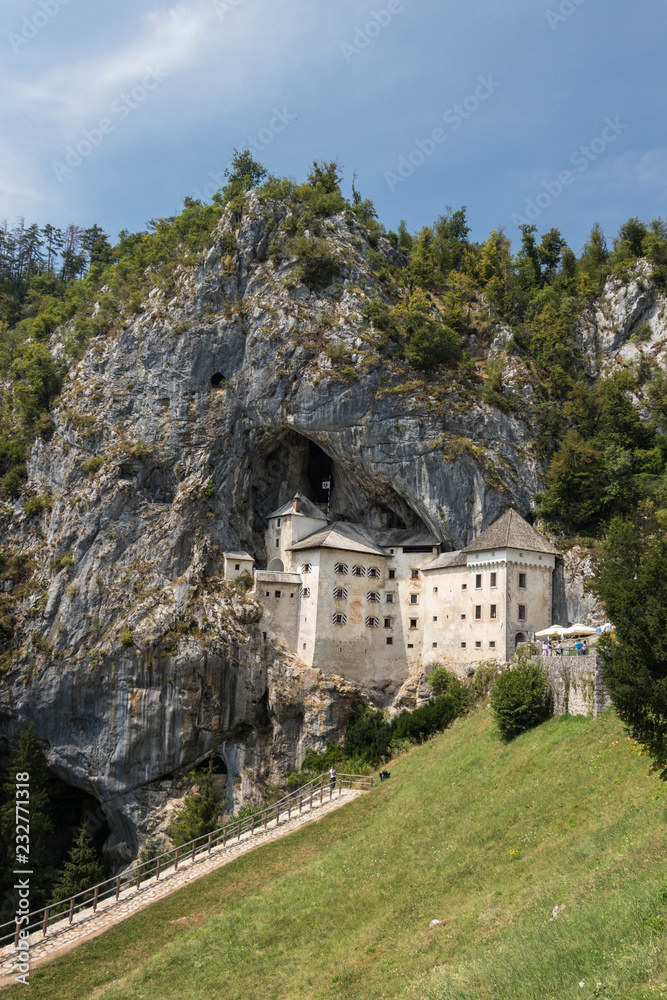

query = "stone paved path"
[[0, 788, 363, 987]]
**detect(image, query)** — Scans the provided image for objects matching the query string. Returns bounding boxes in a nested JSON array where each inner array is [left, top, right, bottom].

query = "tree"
[[168, 759, 223, 847], [0, 723, 55, 912], [224, 148, 267, 191], [49, 823, 105, 906], [306, 160, 343, 195], [490, 657, 552, 741], [592, 513, 667, 778]]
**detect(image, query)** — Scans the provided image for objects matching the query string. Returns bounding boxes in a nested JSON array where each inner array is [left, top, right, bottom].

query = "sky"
[[1, 0, 666, 254]]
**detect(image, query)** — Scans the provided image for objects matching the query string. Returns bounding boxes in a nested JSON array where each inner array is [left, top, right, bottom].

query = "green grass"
[[10, 707, 667, 1000]]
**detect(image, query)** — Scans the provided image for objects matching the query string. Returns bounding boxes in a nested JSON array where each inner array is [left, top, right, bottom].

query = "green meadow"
[[10, 706, 667, 1000]]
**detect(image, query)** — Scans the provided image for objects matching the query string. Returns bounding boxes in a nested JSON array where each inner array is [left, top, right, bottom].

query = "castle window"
[[365, 617, 379, 628], [519, 572, 526, 589], [475, 574, 482, 589], [385, 593, 394, 603], [409, 618, 418, 629], [332, 613, 347, 625], [368, 567, 380, 579], [388, 569, 396, 579], [407, 643, 414, 648], [334, 563, 348, 575], [265, 591, 270, 597], [352, 566, 365, 577], [410, 594, 418, 605], [433, 587, 438, 594], [461, 613, 467, 620], [518, 604, 527, 621], [235, 563, 240, 571], [276, 518, 281, 527], [263, 632, 267, 640], [300, 587, 310, 598], [411, 569, 419, 580], [276, 539, 280, 547], [433, 616, 438, 622], [475, 641, 482, 648], [475, 605, 482, 620], [274, 590, 282, 598], [386, 637, 393, 645], [301, 563, 312, 573], [383, 617, 392, 628], [461, 642, 467, 648], [432, 642, 438, 648], [490, 572, 497, 588], [333, 587, 348, 600], [490, 604, 497, 620], [489, 641, 496, 648], [461, 583, 467, 591], [367, 592, 380, 603]]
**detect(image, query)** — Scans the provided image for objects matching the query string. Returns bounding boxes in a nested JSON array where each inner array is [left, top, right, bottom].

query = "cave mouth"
[[248, 429, 423, 549], [46, 773, 113, 872], [211, 372, 225, 387]]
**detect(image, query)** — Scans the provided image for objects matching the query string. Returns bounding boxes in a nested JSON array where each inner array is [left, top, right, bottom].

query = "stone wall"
[[539, 651, 612, 718]]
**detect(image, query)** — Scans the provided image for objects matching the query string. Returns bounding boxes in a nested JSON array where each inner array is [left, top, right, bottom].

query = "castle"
[[226, 497, 558, 685]]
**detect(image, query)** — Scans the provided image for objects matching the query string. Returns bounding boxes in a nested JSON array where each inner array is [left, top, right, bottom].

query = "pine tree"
[[49, 823, 105, 906], [168, 759, 223, 847], [0, 723, 55, 913]]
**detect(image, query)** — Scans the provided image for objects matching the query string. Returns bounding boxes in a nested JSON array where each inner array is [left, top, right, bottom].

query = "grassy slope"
[[9, 707, 667, 1000]]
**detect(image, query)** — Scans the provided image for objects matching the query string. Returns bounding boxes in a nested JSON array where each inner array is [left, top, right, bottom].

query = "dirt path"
[[0, 789, 364, 987]]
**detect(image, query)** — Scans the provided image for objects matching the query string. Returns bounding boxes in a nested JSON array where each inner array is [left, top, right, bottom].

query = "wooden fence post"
[[208, 833, 212, 855], [69, 898, 74, 924], [93, 886, 98, 912], [116, 877, 121, 901], [175, 847, 179, 872]]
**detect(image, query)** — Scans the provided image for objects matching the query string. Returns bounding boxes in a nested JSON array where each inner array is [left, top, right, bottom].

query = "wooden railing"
[[0, 773, 372, 949]]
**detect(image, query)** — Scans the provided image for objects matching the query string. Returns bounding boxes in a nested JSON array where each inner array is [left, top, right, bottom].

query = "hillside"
[[8, 705, 667, 1000], [1, 162, 667, 857]]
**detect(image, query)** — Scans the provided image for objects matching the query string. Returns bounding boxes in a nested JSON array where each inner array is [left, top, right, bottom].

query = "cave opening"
[[211, 372, 225, 388], [247, 429, 430, 558], [46, 773, 113, 874]]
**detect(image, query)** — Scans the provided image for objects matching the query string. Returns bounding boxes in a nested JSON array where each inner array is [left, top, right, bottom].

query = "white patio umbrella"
[[561, 624, 597, 637], [535, 625, 566, 638]]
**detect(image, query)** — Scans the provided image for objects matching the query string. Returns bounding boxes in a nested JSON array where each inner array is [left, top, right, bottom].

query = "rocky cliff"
[[1, 192, 665, 858]]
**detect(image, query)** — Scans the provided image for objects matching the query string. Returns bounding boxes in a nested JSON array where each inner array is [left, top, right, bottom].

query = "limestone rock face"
[[0, 193, 663, 853]]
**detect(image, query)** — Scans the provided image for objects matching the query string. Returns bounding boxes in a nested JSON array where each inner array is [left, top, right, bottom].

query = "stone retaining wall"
[[540, 651, 612, 718]]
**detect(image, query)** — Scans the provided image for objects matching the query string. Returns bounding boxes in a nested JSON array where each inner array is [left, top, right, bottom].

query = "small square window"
[[411, 569, 419, 580], [461, 613, 466, 620], [432, 642, 438, 648], [386, 637, 393, 645], [461, 583, 468, 591], [490, 604, 497, 620], [475, 641, 482, 649], [407, 643, 414, 649], [475, 605, 482, 620], [235, 563, 240, 571], [490, 572, 497, 588], [432, 615, 438, 621], [290, 593, 294, 598], [265, 591, 270, 597], [383, 618, 392, 629], [386, 593, 394, 603], [388, 569, 396, 580], [410, 594, 418, 605], [274, 590, 281, 598], [489, 641, 496, 648], [519, 573, 526, 589], [518, 604, 527, 621], [475, 574, 482, 589], [409, 618, 418, 629], [461, 642, 467, 648], [433, 586, 438, 594]]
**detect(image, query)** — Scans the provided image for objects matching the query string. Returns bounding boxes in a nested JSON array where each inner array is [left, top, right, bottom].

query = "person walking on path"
[[575, 639, 583, 656], [582, 639, 588, 656], [329, 766, 337, 792]]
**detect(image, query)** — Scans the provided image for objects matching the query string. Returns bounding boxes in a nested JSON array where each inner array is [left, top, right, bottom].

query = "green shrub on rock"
[[490, 658, 552, 741]]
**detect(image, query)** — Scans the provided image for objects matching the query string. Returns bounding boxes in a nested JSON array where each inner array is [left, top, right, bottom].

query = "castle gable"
[[289, 521, 386, 557], [463, 510, 557, 557]]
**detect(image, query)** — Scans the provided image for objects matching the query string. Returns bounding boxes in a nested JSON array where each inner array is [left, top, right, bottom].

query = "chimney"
[[293, 494, 301, 513]]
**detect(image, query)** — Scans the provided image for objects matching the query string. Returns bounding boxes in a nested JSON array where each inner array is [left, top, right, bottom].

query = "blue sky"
[[1, 0, 665, 254]]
